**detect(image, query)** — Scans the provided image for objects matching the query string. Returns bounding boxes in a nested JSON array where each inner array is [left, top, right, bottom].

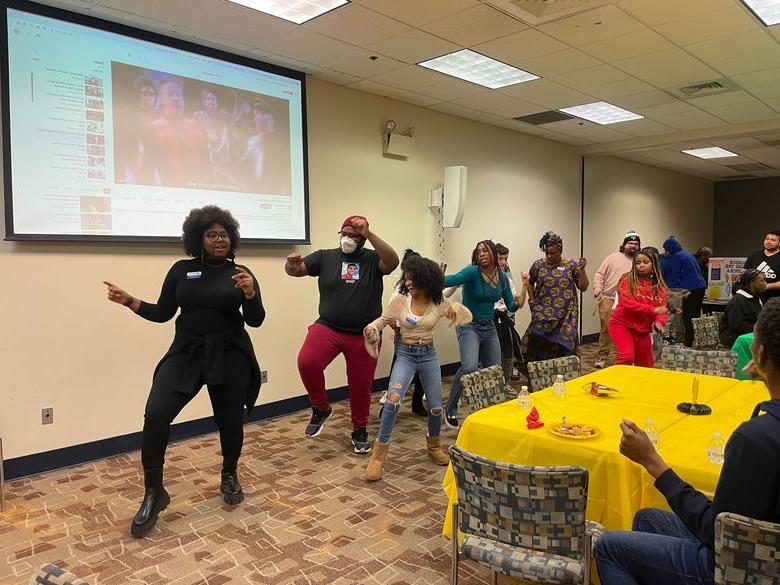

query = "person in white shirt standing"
[[592, 231, 641, 369]]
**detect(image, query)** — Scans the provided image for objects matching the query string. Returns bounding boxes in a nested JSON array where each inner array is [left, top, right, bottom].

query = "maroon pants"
[[609, 322, 654, 368], [297, 322, 378, 430]]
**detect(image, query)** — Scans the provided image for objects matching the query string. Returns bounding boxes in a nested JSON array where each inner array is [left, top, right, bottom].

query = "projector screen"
[[1, 1, 309, 243]]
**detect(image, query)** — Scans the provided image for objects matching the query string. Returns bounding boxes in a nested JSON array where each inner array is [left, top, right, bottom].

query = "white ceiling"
[[32, 0, 780, 181]]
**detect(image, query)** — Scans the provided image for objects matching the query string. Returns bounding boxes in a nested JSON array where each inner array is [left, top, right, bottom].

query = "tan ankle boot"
[[426, 436, 449, 466], [365, 441, 389, 481]]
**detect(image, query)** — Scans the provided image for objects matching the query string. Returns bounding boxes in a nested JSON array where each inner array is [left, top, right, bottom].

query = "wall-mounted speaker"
[[443, 166, 467, 228]]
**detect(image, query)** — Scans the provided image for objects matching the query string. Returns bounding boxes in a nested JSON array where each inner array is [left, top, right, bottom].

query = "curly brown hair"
[[181, 205, 240, 258]]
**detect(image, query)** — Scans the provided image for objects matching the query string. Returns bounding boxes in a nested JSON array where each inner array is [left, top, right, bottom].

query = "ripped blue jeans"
[[377, 343, 442, 444]]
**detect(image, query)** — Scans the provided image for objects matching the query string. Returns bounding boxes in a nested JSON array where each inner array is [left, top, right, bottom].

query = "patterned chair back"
[[526, 355, 581, 392], [692, 315, 721, 350], [660, 346, 737, 378], [30, 564, 90, 585], [449, 445, 589, 560], [461, 365, 507, 414], [715, 512, 780, 584]]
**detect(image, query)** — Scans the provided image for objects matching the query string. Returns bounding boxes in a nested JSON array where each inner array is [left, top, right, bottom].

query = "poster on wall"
[[707, 257, 747, 300]]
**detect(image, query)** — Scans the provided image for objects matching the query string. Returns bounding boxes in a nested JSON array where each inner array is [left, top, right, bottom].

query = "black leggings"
[[141, 350, 251, 471], [682, 288, 706, 347]]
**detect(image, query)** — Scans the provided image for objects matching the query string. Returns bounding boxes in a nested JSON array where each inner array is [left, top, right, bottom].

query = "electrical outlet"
[[42, 408, 54, 425], [260, 370, 268, 384]]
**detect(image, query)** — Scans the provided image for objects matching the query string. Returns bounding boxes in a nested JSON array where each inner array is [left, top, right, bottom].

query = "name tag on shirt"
[[405, 314, 420, 326], [186, 271, 202, 280]]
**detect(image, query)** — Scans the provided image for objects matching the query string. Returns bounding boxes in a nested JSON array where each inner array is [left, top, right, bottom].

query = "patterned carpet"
[[1, 344, 609, 585]]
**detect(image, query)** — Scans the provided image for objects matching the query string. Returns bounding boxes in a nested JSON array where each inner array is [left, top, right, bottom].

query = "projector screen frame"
[[0, 0, 311, 244]]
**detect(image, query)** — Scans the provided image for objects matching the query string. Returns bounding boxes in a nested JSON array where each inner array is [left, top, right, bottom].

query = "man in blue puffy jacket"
[[663, 236, 707, 347]]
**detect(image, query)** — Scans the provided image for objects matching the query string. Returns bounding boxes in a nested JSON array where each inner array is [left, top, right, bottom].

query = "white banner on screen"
[[5, 7, 307, 241]]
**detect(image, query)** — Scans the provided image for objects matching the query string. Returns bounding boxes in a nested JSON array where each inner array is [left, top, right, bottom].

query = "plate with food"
[[549, 419, 600, 440]]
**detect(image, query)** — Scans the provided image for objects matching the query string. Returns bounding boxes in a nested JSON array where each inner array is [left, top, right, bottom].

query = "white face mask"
[[340, 236, 358, 254]]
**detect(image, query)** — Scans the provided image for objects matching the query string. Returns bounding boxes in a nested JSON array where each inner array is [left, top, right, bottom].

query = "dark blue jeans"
[[595, 509, 714, 585], [445, 320, 501, 417]]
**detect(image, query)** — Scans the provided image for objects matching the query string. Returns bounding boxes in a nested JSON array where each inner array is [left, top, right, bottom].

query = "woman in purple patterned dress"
[[522, 231, 589, 364]]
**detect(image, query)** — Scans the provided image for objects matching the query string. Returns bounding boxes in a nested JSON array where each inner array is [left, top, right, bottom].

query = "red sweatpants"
[[608, 322, 654, 368], [297, 322, 378, 430]]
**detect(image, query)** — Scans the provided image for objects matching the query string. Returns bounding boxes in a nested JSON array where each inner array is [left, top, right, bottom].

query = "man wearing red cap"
[[285, 215, 399, 453]]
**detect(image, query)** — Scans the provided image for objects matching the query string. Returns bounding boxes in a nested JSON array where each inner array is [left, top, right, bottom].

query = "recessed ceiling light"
[[739, 0, 780, 26], [227, 0, 349, 24], [418, 49, 539, 89], [558, 101, 643, 125], [682, 147, 739, 159]]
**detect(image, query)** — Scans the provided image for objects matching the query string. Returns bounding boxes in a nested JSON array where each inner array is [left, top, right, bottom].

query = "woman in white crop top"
[[363, 255, 471, 481]]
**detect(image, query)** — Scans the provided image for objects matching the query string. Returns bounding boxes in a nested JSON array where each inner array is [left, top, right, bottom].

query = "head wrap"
[[539, 231, 562, 252]]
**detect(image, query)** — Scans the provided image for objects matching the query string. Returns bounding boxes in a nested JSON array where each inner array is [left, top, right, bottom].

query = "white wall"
[[0, 77, 712, 461]]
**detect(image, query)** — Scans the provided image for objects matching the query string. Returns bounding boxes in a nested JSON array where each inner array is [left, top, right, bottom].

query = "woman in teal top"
[[443, 240, 522, 428]]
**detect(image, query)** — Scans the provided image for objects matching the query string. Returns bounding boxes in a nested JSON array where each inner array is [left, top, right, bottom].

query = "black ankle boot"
[[220, 470, 244, 505], [411, 388, 428, 418], [130, 467, 170, 538]]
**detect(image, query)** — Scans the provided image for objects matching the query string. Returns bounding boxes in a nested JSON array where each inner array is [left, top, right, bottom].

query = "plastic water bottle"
[[517, 385, 531, 411], [707, 432, 725, 464], [553, 375, 566, 398], [644, 419, 660, 450]]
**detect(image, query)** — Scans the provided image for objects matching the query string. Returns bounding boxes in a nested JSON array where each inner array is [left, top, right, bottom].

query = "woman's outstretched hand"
[[103, 281, 132, 306]]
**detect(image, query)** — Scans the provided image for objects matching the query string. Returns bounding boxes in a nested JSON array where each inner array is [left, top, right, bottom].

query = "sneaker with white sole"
[[444, 413, 459, 429], [305, 407, 333, 438], [594, 357, 606, 369], [351, 427, 371, 454]]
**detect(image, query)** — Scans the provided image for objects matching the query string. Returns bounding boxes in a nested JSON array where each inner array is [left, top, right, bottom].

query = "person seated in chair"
[[719, 269, 765, 348], [595, 298, 780, 585]]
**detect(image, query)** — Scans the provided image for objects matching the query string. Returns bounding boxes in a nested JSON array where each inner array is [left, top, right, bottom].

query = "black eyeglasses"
[[205, 231, 229, 242]]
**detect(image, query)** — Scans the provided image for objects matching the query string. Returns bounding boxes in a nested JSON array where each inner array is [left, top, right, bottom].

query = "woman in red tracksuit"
[[609, 247, 668, 367]]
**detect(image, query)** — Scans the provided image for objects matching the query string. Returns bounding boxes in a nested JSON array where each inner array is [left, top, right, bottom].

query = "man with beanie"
[[592, 230, 641, 368], [285, 216, 399, 453], [663, 236, 707, 347]]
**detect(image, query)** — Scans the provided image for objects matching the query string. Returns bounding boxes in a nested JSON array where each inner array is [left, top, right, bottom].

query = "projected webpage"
[[5, 8, 307, 241]]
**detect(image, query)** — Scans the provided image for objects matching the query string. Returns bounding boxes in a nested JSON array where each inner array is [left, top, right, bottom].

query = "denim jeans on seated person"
[[376, 343, 442, 444], [445, 320, 501, 417], [595, 508, 714, 585]]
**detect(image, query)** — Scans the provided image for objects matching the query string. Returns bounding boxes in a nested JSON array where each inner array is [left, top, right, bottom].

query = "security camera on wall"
[[443, 166, 467, 228]]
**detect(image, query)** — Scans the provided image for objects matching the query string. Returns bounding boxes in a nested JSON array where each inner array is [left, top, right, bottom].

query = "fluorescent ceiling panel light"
[[682, 147, 739, 159], [739, 0, 780, 26], [558, 101, 643, 125], [227, 0, 349, 24], [418, 49, 539, 89]]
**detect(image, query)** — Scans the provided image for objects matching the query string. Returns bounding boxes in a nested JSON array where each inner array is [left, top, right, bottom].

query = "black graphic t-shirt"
[[745, 250, 780, 299], [303, 247, 384, 333]]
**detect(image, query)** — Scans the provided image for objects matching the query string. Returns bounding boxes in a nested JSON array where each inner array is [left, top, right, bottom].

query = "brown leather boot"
[[426, 436, 450, 466], [365, 441, 389, 481]]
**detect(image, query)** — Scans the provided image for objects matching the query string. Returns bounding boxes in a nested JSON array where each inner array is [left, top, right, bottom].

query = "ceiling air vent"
[[514, 110, 574, 125], [666, 79, 735, 100], [726, 162, 773, 172]]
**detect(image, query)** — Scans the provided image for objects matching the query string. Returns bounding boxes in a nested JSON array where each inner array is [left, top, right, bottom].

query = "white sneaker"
[[594, 357, 606, 369], [378, 391, 388, 405]]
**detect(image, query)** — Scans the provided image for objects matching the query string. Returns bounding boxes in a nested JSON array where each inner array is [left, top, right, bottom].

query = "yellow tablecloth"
[[442, 366, 769, 538]]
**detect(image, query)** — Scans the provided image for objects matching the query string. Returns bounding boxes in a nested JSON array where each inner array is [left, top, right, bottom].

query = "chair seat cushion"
[[462, 534, 585, 584]]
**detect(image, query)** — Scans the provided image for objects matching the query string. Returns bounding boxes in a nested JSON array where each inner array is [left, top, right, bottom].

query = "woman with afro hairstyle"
[[103, 205, 265, 538]]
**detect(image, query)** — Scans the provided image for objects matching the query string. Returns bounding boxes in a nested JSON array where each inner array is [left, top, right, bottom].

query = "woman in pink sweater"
[[609, 248, 668, 368]]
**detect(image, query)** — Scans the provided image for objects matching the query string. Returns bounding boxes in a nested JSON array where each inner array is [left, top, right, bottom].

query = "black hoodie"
[[719, 289, 763, 348], [654, 398, 780, 551]]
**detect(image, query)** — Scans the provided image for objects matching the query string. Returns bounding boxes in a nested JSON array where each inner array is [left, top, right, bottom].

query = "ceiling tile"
[[351, 0, 479, 27], [259, 29, 354, 66], [589, 77, 656, 100], [473, 29, 569, 67], [762, 97, 780, 113], [617, 0, 734, 26], [498, 79, 595, 109], [655, 7, 758, 45], [519, 49, 601, 78], [462, 110, 504, 123], [685, 31, 780, 76], [544, 133, 594, 146], [551, 64, 633, 93], [421, 4, 527, 47], [539, 4, 645, 45], [88, 4, 179, 30], [543, 118, 632, 142], [366, 29, 459, 64], [94, 0, 220, 27], [580, 28, 673, 61], [685, 90, 756, 109], [427, 102, 476, 117], [638, 101, 697, 117], [368, 66, 448, 91], [450, 89, 520, 111], [181, 3, 295, 46], [732, 68, 780, 89], [314, 70, 363, 85], [608, 118, 676, 137], [347, 79, 405, 98], [479, 99, 545, 118], [392, 91, 442, 107], [703, 101, 779, 123], [655, 109, 725, 130], [739, 147, 780, 167], [413, 77, 487, 101], [712, 137, 766, 150], [613, 48, 719, 88], [612, 90, 679, 109], [490, 119, 558, 136], [750, 85, 780, 101], [319, 48, 406, 78], [304, 4, 411, 46]]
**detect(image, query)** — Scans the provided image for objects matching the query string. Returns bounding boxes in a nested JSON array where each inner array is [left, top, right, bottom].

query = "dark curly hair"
[[399, 255, 444, 304], [181, 205, 240, 258], [756, 298, 780, 371]]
